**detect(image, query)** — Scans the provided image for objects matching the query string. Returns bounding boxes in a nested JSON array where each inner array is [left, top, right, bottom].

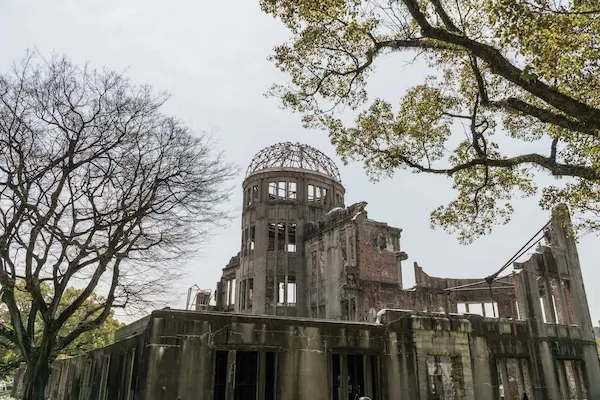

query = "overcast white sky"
[[1, 0, 598, 324]]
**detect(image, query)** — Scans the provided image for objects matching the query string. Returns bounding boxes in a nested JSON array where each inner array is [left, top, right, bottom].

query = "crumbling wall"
[[12, 333, 145, 400], [355, 217, 402, 284], [18, 304, 600, 400], [303, 202, 405, 321]]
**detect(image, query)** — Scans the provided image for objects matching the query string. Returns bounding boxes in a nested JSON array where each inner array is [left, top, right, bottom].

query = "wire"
[[484, 220, 550, 284], [443, 220, 550, 293]]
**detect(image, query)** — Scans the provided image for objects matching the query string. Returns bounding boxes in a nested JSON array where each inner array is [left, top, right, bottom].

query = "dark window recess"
[[240, 280, 246, 309], [214, 351, 228, 400], [277, 223, 285, 251], [371, 356, 380, 400], [265, 352, 277, 400], [252, 185, 259, 202], [341, 300, 349, 321], [332, 354, 341, 400], [331, 354, 378, 400], [242, 228, 248, 255], [350, 298, 357, 321], [234, 351, 258, 400], [347, 354, 365, 399], [268, 223, 276, 251]]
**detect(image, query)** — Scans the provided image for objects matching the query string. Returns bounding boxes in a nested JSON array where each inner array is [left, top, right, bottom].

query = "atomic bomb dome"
[[245, 141, 342, 182]]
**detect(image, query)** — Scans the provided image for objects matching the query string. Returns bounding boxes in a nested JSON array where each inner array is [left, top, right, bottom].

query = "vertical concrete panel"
[[324, 229, 343, 319], [471, 337, 496, 400], [538, 341, 561, 400], [582, 345, 600, 399], [279, 337, 300, 400], [143, 344, 182, 400], [297, 351, 329, 400], [176, 336, 213, 399], [383, 332, 403, 397]]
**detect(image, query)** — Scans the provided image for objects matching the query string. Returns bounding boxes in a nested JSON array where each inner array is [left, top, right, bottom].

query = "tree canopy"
[[0, 285, 123, 378], [0, 53, 235, 399], [261, 0, 600, 242]]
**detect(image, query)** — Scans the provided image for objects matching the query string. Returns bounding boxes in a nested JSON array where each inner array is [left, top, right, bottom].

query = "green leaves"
[[329, 84, 454, 180], [264, 0, 600, 241], [0, 283, 123, 376]]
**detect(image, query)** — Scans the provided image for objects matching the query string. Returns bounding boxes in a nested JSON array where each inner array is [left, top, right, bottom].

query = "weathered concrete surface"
[[13, 300, 599, 399]]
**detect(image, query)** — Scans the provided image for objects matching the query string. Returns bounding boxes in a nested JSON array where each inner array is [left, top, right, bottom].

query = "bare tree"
[[0, 53, 236, 399]]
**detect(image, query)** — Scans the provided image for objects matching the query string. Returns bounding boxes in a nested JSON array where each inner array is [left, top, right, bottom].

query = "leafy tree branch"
[[261, 0, 600, 241]]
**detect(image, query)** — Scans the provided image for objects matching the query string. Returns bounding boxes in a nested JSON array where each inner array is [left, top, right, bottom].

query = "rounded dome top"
[[246, 142, 341, 182]]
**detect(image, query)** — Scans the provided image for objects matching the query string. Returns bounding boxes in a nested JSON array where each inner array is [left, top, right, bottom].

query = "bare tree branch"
[[0, 52, 237, 397]]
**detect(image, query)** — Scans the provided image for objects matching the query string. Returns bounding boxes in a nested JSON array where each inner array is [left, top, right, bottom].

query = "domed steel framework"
[[246, 142, 341, 182]]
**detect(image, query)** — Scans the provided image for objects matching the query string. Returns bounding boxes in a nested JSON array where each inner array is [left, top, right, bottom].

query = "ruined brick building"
[[12, 142, 600, 399], [213, 142, 525, 322]]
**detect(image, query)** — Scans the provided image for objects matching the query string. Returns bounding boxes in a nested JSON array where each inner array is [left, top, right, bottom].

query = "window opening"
[[308, 184, 315, 202], [268, 223, 276, 251], [249, 226, 255, 253], [252, 185, 259, 201], [213, 351, 228, 400], [278, 181, 286, 199], [226, 281, 232, 306], [277, 223, 285, 251], [467, 303, 484, 316], [230, 279, 236, 305], [332, 354, 341, 400], [515, 301, 522, 320], [265, 352, 277, 400], [214, 350, 278, 400], [278, 280, 297, 305], [278, 282, 285, 305], [234, 351, 258, 400], [483, 302, 499, 318], [347, 354, 365, 399], [288, 282, 296, 305], [321, 187, 328, 204], [287, 223, 296, 252], [240, 280, 246, 309], [242, 228, 248, 255], [268, 182, 277, 200], [331, 354, 378, 400], [288, 182, 297, 200], [248, 279, 253, 307], [315, 186, 322, 202]]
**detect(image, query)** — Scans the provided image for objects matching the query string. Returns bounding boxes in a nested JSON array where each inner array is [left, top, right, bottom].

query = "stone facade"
[[12, 305, 598, 399], [12, 203, 600, 400], [11, 143, 600, 399]]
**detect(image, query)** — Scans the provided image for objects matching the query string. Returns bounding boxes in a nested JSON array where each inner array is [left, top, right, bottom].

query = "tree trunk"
[[22, 349, 51, 400]]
